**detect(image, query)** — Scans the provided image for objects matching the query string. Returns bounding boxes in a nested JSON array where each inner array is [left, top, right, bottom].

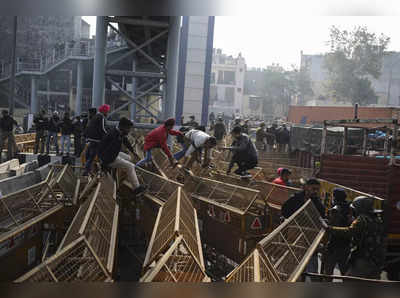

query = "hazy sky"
[[83, 16, 400, 69]]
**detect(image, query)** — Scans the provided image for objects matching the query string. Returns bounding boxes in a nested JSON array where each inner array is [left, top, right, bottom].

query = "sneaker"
[[132, 185, 147, 196], [240, 173, 252, 179]]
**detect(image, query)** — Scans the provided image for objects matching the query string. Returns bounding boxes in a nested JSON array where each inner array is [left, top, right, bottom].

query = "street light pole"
[[9, 16, 17, 116]]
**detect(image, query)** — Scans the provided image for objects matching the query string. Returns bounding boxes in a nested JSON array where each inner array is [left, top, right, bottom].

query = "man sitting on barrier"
[[136, 118, 182, 168], [174, 129, 217, 171], [272, 168, 292, 186], [98, 117, 146, 195], [222, 126, 258, 178]]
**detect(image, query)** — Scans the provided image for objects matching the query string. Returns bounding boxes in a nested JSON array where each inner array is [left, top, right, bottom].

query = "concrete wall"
[[0, 163, 51, 196], [288, 105, 400, 124], [0, 16, 78, 62]]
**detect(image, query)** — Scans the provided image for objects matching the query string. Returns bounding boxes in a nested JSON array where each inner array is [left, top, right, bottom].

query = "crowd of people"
[[33, 109, 87, 157], [1, 106, 386, 281]]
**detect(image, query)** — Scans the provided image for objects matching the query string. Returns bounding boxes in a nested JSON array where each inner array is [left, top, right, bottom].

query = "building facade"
[[209, 49, 246, 116], [300, 51, 400, 107]]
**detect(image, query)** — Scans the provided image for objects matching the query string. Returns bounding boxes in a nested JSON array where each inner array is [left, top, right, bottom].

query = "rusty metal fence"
[[141, 187, 208, 282], [15, 236, 112, 282], [226, 199, 325, 282]]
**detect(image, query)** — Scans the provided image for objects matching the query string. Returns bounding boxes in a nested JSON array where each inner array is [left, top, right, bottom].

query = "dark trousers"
[[84, 141, 99, 174], [0, 131, 17, 161], [34, 130, 47, 154], [345, 258, 381, 281], [322, 247, 350, 281], [232, 157, 257, 174], [74, 134, 82, 157]]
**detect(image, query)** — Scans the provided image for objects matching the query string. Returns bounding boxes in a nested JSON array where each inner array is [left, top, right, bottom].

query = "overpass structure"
[[1, 16, 215, 126]]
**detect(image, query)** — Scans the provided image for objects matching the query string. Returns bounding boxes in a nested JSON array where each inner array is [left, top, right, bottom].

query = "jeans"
[[84, 141, 99, 174], [46, 131, 59, 154], [173, 143, 188, 161], [136, 150, 153, 167], [109, 152, 139, 188], [60, 135, 71, 154], [231, 157, 258, 174]]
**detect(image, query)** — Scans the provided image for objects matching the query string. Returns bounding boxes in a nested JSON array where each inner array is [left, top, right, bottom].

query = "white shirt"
[[184, 129, 211, 157]]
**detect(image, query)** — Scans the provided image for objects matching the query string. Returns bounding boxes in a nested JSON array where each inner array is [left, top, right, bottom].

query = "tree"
[[262, 64, 313, 115], [324, 26, 390, 105]]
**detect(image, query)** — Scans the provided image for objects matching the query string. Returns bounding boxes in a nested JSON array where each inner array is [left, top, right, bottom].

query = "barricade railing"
[[57, 176, 118, 275], [15, 236, 112, 282], [141, 187, 208, 282], [225, 199, 325, 282]]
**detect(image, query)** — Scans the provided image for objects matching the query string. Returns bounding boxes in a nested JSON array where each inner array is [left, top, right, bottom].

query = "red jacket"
[[272, 177, 287, 186], [143, 124, 182, 158]]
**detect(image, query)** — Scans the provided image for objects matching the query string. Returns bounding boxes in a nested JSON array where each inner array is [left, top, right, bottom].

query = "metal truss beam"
[[136, 96, 161, 114], [0, 86, 29, 109], [107, 17, 169, 28], [106, 29, 168, 68], [106, 77, 161, 120], [106, 69, 165, 79], [108, 23, 163, 70]]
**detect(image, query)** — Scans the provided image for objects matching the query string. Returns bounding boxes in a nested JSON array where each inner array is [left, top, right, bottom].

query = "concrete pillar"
[[321, 122, 327, 155], [75, 61, 83, 116], [92, 16, 107, 108], [164, 16, 181, 120], [129, 55, 137, 121], [342, 127, 348, 155], [30, 76, 38, 114], [362, 128, 368, 156], [46, 79, 50, 111], [9, 16, 17, 116]]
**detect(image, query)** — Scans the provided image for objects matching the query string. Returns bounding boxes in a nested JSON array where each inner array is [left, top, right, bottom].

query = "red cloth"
[[272, 177, 287, 186], [99, 104, 110, 113], [143, 124, 182, 158]]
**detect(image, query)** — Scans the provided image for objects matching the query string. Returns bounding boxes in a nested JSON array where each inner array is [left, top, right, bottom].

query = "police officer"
[[33, 109, 48, 154], [242, 119, 250, 135], [255, 122, 267, 151], [323, 196, 385, 280], [184, 115, 199, 128], [0, 110, 19, 162], [321, 188, 351, 281], [213, 116, 226, 143]]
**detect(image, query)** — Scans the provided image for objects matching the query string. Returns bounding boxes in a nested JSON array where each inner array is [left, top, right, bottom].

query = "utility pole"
[[9, 16, 17, 116]]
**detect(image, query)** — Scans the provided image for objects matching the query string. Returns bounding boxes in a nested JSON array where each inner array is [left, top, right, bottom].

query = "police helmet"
[[333, 188, 347, 203], [350, 196, 382, 214]]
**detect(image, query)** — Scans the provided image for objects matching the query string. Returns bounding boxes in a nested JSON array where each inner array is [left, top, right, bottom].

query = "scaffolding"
[[141, 187, 208, 282], [226, 199, 325, 282]]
